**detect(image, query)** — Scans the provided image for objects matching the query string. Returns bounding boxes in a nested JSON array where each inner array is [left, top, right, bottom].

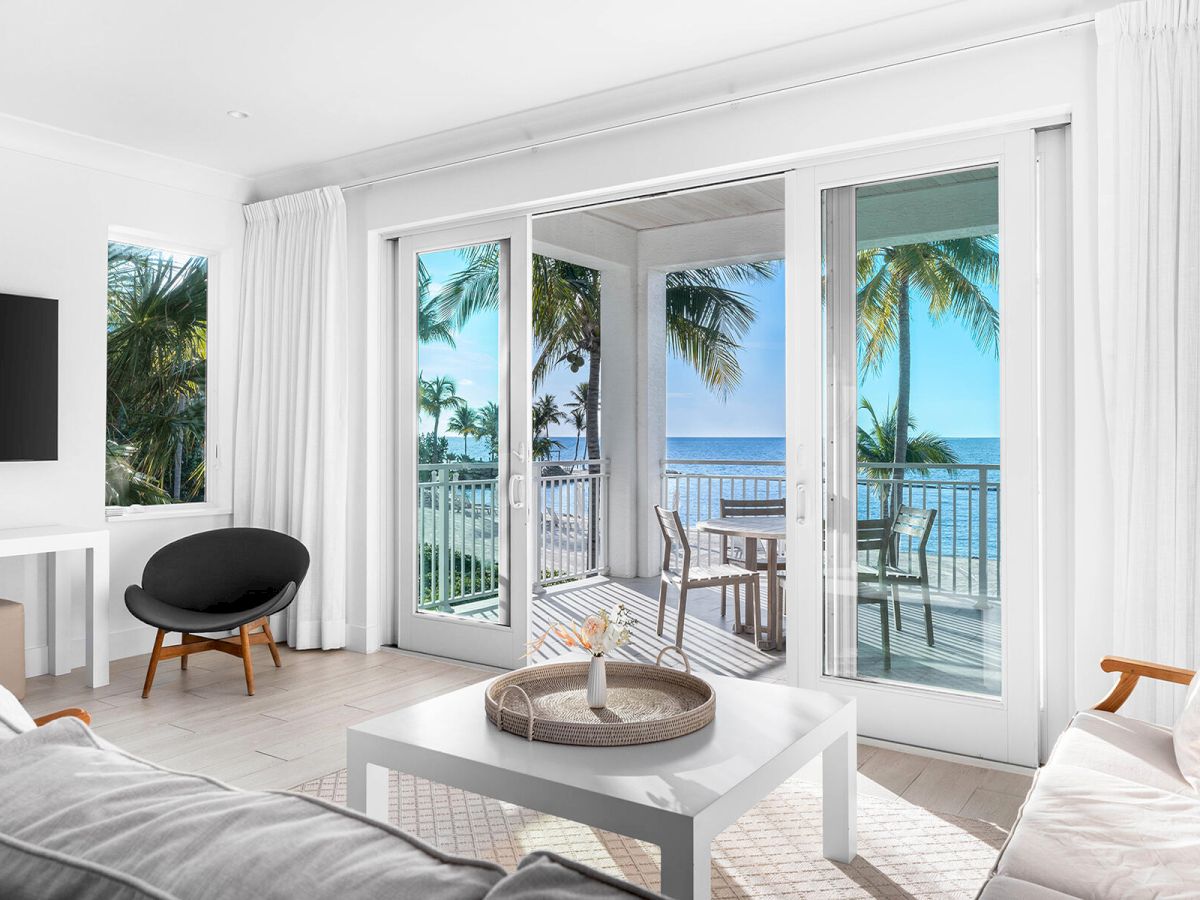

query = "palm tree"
[[417, 258, 455, 347], [419, 375, 464, 452], [857, 398, 958, 512], [532, 394, 564, 442], [569, 407, 586, 461], [106, 243, 208, 503], [857, 237, 997, 480], [477, 402, 500, 461], [447, 405, 478, 458], [436, 248, 770, 468]]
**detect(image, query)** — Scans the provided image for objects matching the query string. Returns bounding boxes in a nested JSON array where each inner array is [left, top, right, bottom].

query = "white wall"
[[0, 125, 249, 676], [337, 25, 1103, 728]]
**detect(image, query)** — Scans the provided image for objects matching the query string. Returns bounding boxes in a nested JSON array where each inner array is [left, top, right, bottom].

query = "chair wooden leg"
[[922, 583, 934, 646], [892, 584, 903, 631], [657, 577, 669, 636], [674, 585, 689, 649], [239, 625, 256, 696], [750, 578, 762, 650], [179, 633, 189, 670], [721, 585, 727, 618], [733, 582, 743, 634], [262, 619, 282, 667], [879, 601, 891, 671], [142, 629, 166, 698]]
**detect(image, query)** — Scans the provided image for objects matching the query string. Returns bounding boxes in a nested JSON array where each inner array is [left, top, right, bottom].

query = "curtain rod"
[[340, 16, 1094, 193]]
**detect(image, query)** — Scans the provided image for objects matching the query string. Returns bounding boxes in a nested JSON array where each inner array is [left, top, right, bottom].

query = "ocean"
[[660, 436, 1000, 562], [663, 435, 999, 469]]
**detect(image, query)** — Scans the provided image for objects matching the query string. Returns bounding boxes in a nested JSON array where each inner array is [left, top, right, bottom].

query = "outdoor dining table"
[[696, 515, 786, 650]]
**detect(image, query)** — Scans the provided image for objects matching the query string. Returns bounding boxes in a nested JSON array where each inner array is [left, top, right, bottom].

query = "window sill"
[[106, 505, 233, 524]]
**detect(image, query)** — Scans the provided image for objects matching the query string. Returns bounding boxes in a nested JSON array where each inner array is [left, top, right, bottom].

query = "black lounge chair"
[[125, 527, 310, 697]]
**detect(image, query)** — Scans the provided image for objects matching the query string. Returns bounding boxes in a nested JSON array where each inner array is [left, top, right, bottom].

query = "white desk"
[[0, 525, 110, 687], [348, 674, 856, 899]]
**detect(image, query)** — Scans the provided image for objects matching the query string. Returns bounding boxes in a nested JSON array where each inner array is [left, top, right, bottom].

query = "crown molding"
[[250, 5, 1100, 201], [0, 111, 254, 204]]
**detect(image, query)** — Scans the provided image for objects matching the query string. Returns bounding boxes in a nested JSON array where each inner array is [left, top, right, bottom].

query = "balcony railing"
[[417, 459, 608, 611], [662, 459, 1000, 600]]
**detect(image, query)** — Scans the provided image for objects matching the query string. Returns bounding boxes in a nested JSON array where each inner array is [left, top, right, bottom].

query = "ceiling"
[[585, 179, 786, 231], [0, 1, 1106, 182]]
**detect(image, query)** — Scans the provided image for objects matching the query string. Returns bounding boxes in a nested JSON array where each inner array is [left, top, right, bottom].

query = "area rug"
[[293, 769, 1006, 899]]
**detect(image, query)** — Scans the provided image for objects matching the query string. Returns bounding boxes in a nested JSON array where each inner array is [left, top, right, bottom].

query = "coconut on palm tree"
[[106, 243, 208, 504], [419, 374, 464, 460], [857, 237, 997, 480], [435, 249, 770, 468], [447, 405, 478, 459]]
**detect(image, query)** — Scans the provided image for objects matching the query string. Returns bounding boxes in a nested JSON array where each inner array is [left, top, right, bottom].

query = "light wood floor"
[[23, 644, 1032, 828]]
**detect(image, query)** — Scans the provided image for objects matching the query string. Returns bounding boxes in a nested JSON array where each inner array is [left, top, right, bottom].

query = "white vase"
[[587, 655, 607, 709]]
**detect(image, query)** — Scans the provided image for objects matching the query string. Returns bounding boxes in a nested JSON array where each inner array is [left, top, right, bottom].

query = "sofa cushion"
[[1174, 670, 1200, 791], [0, 719, 506, 900], [486, 852, 665, 899], [995, 760, 1200, 899], [1050, 710, 1191, 794], [977, 874, 1079, 899], [0, 683, 35, 740]]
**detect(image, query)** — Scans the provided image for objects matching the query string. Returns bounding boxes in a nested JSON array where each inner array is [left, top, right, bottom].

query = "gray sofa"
[[977, 657, 1200, 900], [0, 688, 663, 900]]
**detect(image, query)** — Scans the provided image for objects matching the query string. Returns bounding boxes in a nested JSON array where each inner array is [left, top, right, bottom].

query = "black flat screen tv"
[[0, 293, 58, 461]]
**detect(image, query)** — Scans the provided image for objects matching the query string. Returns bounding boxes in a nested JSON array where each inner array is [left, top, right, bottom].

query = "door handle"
[[509, 474, 525, 509], [796, 482, 806, 524]]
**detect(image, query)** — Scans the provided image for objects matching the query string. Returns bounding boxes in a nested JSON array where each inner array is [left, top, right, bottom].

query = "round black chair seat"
[[125, 583, 296, 634]]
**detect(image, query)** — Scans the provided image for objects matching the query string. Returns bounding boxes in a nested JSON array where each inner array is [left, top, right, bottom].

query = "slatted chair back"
[[719, 497, 787, 518], [654, 505, 691, 576], [891, 506, 936, 552]]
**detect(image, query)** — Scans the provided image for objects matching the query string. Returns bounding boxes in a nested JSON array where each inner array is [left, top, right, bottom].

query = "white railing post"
[[436, 467, 450, 611], [975, 465, 991, 609]]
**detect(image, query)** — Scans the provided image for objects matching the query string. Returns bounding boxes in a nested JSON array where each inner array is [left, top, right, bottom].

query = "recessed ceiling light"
[[226, 110, 250, 120]]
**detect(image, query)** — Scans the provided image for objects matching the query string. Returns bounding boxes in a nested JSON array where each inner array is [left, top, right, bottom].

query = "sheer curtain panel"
[[234, 186, 349, 650], [1097, 0, 1200, 721]]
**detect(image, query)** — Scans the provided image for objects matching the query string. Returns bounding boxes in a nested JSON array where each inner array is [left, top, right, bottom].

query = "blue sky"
[[419, 249, 1000, 442]]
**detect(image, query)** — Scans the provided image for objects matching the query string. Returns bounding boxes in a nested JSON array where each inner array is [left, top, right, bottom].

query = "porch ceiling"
[[583, 178, 785, 231]]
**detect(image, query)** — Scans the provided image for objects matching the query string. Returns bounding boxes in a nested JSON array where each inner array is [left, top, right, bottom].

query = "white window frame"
[[104, 228, 226, 521]]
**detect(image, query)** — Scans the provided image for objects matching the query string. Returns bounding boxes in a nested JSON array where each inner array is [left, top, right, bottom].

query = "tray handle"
[[655, 645, 692, 675], [496, 685, 535, 741]]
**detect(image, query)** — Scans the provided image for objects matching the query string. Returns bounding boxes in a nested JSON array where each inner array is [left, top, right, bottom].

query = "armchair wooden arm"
[[1093, 656, 1196, 713], [33, 707, 91, 727]]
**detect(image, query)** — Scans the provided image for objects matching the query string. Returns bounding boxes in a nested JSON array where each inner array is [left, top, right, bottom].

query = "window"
[[106, 241, 208, 505]]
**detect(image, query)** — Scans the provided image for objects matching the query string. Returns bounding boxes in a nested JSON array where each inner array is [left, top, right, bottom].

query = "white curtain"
[[1097, 0, 1200, 721], [234, 186, 349, 650]]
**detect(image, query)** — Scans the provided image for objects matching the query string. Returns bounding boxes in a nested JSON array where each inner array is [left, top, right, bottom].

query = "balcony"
[[417, 455, 1001, 694]]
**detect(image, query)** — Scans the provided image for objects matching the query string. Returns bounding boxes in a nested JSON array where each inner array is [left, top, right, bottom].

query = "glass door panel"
[[827, 166, 1002, 695], [397, 219, 533, 668], [415, 243, 506, 624], [795, 133, 1039, 765]]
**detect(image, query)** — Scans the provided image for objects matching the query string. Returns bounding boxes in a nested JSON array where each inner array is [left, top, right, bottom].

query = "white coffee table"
[[347, 672, 856, 899]]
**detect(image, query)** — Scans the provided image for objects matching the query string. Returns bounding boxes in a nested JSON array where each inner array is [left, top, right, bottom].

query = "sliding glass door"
[[397, 218, 533, 667], [788, 135, 1039, 764]]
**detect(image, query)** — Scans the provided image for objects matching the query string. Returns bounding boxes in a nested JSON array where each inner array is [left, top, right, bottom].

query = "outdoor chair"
[[125, 527, 310, 698], [717, 497, 786, 622], [857, 506, 937, 646], [654, 505, 761, 650]]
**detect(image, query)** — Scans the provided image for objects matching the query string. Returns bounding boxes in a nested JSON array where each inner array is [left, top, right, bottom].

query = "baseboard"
[[345, 622, 379, 654], [25, 624, 162, 678]]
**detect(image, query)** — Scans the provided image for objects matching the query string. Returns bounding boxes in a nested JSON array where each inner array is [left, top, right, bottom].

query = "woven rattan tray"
[[484, 647, 715, 745]]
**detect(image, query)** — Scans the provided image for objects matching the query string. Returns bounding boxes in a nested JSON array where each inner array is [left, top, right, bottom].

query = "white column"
[[637, 269, 667, 577], [599, 262, 639, 578]]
